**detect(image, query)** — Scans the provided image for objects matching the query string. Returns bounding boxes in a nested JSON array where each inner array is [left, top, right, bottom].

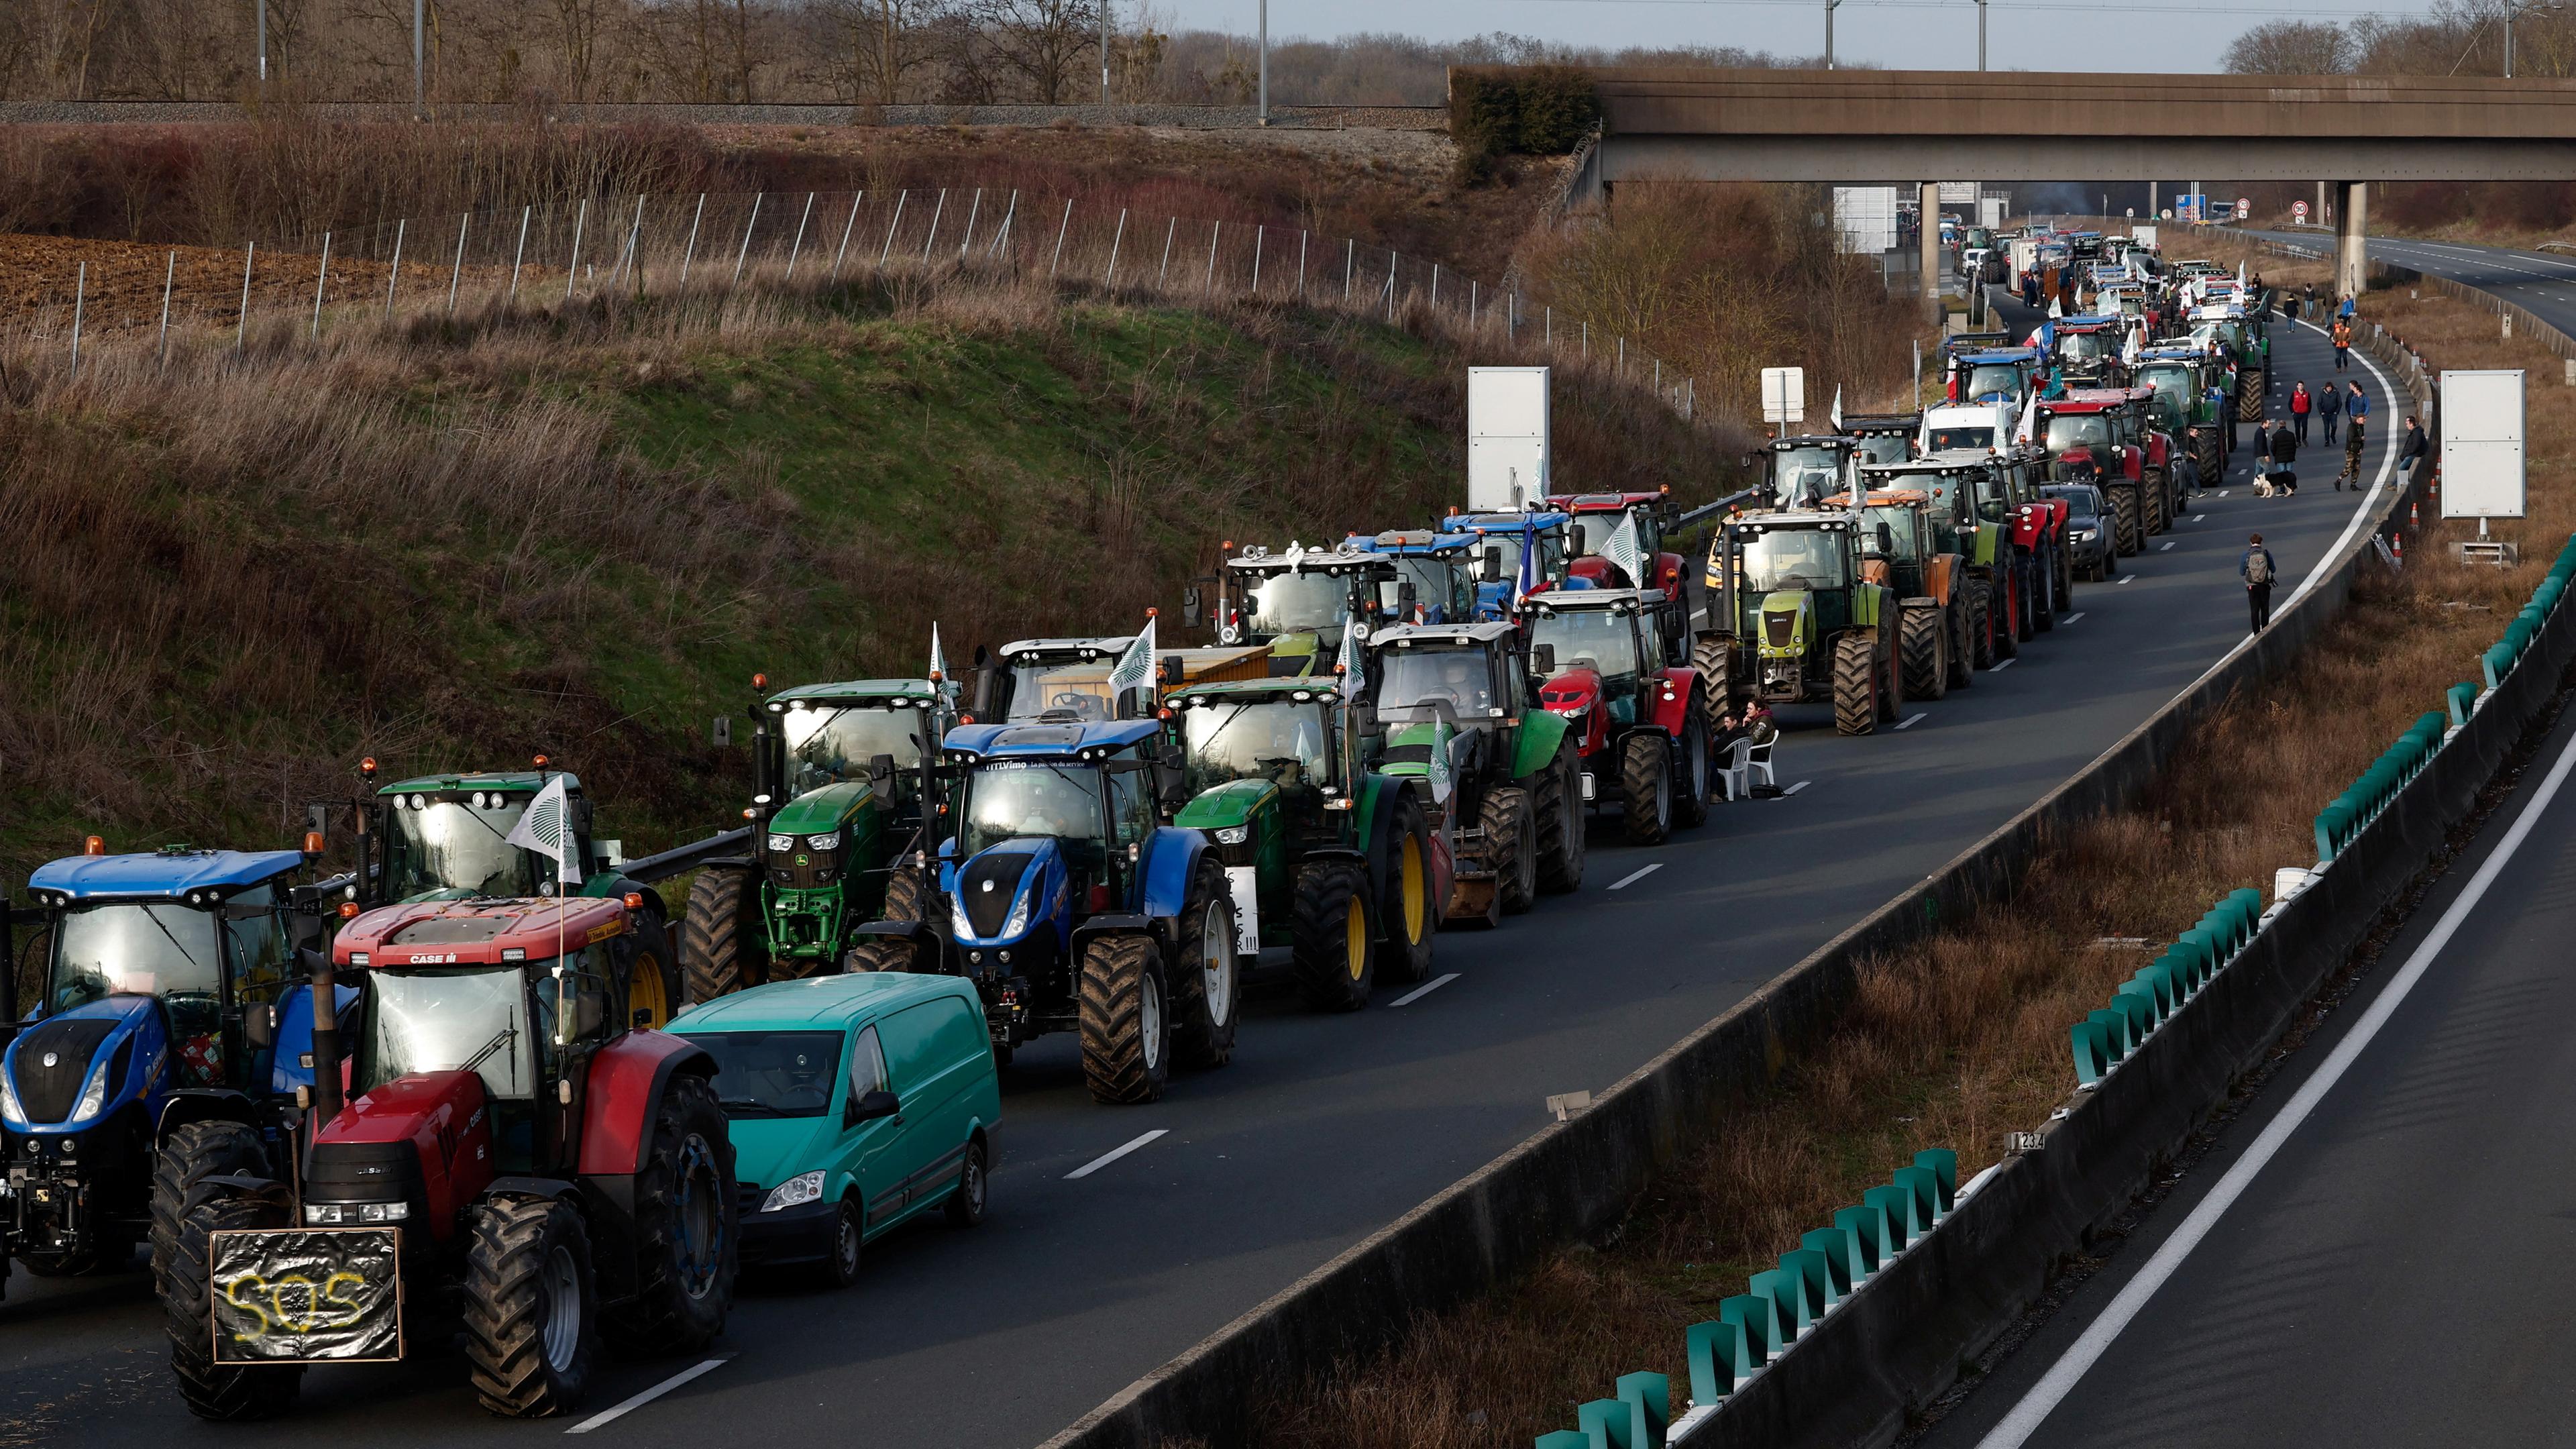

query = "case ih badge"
[[209, 1226, 403, 1364]]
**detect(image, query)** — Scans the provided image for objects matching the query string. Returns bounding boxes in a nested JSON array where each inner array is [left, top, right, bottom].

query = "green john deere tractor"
[[1165, 676, 1441, 1010], [1362, 621, 1583, 925], [680, 677, 957, 998], [1706, 511, 1901, 735]]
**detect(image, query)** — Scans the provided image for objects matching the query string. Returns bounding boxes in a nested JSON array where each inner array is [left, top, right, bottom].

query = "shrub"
[[1448, 66, 1601, 162]]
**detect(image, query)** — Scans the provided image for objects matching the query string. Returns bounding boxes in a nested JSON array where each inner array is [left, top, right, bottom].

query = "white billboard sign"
[[1761, 367, 1807, 425], [2440, 369, 2525, 519], [1467, 366, 1550, 513]]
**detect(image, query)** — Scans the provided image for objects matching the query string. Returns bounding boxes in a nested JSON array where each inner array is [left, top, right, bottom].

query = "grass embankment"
[[0, 267, 1725, 1008], [1254, 271, 2567, 1449]]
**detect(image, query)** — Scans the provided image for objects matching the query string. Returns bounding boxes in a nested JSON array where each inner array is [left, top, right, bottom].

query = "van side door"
[[845, 1024, 906, 1236]]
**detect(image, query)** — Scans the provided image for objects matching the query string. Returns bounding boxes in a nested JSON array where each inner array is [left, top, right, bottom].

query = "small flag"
[[505, 775, 583, 886], [2047, 296, 2063, 320], [1829, 385, 1844, 431], [2015, 389, 2039, 445], [1426, 719, 1455, 804], [1601, 510, 1645, 588], [1511, 522, 1540, 612], [1336, 614, 1366, 700], [1106, 613, 1158, 706], [2121, 326, 2142, 366], [928, 623, 950, 683]]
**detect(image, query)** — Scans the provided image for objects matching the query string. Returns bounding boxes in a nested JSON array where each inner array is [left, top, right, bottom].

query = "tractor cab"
[[1861, 454, 2008, 569], [1334, 531, 1482, 628], [1546, 492, 1687, 598], [365, 769, 619, 905], [980, 636, 1275, 723], [2051, 317, 2125, 385], [1841, 412, 1922, 466], [3, 845, 337, 1276], [1705, 511, 1896, 727], [1943, 348, 2041, 411], [2037, 395, 2139, 485], [1434, 511, 1589, 619], [1751, 435, 1861, 511], [1209, 541, 1432, 676], [1821, 488, 1946, 598]]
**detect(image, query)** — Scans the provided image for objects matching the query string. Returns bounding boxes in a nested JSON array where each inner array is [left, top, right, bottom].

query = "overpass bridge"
[[1523, 68, 2576, 300]]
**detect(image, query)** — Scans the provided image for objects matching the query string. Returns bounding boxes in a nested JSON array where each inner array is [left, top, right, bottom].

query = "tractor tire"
[[166, 1193, 304, 1420], [1832, 633, 1879, 735], [1689, 635, 1731, 701], [1169, 858, 1241, 1070], [681, 865, 765, 1004], [1618, 731, 1674, 845], [1948, 590, 1976, 689], [2015, 560, 2038, 642], [2237, 366, 2266, 421], [2053, 533, 2076, 610], [1484, 786, 1539, 916], [843, 863, 929, 974], [1291, 859, 1375, 1012], [1077, 932, 1171, 1104], [150, 1120, 266, 1293], [1967, 580, 1996, 672], [2109, 487, 2140, 556], [464, 1195, 600, 1418], [2143, 470, 2168, 536], [1533, 747, 1585, 896], [2033, 552, 2057, 634], [1672, 690, 1715, 829], [1993, 573, 2021, 660], [1383, 792, 1441, 981], [598, 1072, 736, 1358], [2197, 427, 2224, 481], [1900, 602, 1947, 701], [627, 910, 682, 1029]]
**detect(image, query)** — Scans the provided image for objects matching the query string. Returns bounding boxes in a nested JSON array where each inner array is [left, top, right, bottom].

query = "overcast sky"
[[1144, 0, 2420, 76]]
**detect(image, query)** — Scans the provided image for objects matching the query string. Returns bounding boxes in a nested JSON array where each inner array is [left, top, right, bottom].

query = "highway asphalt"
[[2252, 225, 2576, 343], [1, 311, 2403, 1448], [1916, 645, 2576, 1449]]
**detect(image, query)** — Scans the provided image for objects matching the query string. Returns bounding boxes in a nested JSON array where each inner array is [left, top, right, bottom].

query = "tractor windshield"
[[1852, 433, 1912, 466], [782, 704, 926, 800], [1926, 424, 1994, 453], [1863, 506, 1920, 563], [1244, 571, 1354, 643], [957, 760, 1108, 864], [1000, 651, 1118, 722], [696, 1030, 844, 1119], [2057, 331, 2111, 362], [1768, 447, 1848, 508], [1962, 364, 2025, 402], [1181, 698, 1332, 796], [46, 901, 223, 1015], [1373, 557, 1466, 623], [360, 965, 537, 1102], [2044, 415, 2113, 456], [2139, 366, 2194, 420], [1739, 529, 1850, 592], [386, 797, 546, 900], [1530, 607, 1642, 683], [1462, 530, 1562, 586], [1378, 646, 1497, 720]]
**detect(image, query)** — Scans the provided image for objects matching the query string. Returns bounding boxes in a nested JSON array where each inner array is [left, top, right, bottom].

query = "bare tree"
[[969, 0, 1097, 104], [811, 0, 942, 103], [2220, 19, 2353, 74], [550, 0, 606, 100]]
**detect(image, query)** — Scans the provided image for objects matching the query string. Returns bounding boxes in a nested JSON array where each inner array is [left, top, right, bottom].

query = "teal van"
[[671, 973, 1000, 1284]]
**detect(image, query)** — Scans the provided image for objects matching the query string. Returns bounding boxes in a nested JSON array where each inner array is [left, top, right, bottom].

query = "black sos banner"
[[209, 1227, 404, 1364]]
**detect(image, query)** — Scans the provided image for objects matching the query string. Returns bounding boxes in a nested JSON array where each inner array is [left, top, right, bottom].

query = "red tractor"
[[162, 896, 738, 1420], [2039, 390, 2167, 557], [1549, 491, 1689, 598], [1527, 588, 1716, 844]]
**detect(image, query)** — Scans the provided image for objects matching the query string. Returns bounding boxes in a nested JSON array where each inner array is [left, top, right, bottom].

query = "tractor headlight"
[[767, 833, 797, 853], [806, 831, 842, 852], [1213, 825, 1250, 846], [1001, 885, 1034, 941], [0, 1068, 25, 1127], [762, 1170, 826, 1213], [953, 894, 977, 942], [307, 1201, 409, 1224], [71, 1055, 112, 1124]]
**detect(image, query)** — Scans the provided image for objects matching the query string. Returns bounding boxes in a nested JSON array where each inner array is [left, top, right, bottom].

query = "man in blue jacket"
[[2242, 533, 2279, 632]]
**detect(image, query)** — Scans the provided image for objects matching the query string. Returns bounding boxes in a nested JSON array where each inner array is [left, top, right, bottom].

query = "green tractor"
[[1705, 511, 1902, 735], [680, 676, 957, 997], [354, 762, 686, 1024], [2136, 345, 2231, 482], [1165, 675, 1442, 1010], [1362, 621, 1583, 925]]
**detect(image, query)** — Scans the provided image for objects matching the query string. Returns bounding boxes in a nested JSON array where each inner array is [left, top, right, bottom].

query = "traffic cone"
[[2394, 533, 2404, 566], [2411, 498, 2420, 529]]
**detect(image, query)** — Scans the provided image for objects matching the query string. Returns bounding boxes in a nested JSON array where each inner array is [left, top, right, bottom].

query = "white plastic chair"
[[1746, 737, 1780, 797], [1715, 737, 1754, 802]]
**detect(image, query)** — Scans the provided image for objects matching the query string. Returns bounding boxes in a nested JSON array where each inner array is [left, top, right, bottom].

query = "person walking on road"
[[2269, 413, 2300, 495], [2330, 318, 2353, 371], [2340, 412, 2368, 490], [2318, 378, 2343, 443], [2291, 380, 2314, 443], [2400, 415, 2430, 478], [2302, 282, 2318, 320], [2345, 378, 2370, 428], [2243, 533, 2279, 632]]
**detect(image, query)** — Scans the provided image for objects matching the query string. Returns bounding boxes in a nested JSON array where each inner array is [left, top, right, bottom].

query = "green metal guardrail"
[[1532, 1150, 1961, 1447]]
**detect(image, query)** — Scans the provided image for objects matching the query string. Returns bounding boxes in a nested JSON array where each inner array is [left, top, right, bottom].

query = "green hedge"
[[1450, 66, 1601, 158]]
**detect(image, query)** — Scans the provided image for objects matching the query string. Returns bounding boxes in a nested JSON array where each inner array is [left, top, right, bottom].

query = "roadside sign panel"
[[2440, 370, 2526, 519], [2236, 197, 2251, 219], [2294, 200, 2310, 221], [1761, 367, 1806, 425], [1467, 366, 1550, 513]]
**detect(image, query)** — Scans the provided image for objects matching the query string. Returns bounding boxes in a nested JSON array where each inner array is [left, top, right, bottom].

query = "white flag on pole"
[[2047, 295, 2063, 319], [928, 623, 950, 683], [2015, 388, 2039, 445], [504, 774, 583, 886], [1336, 614, 1366, 700], [1106, 614, 1158, 707], [1829, 385, 1844, 431], [1601, 510, 1646, 588]]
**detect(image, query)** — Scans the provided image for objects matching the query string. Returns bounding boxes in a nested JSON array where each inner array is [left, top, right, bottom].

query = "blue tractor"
[[1434, 510, 1593, 619], [0, 843, 348, 1291], [853, 718, 1240, 1105]]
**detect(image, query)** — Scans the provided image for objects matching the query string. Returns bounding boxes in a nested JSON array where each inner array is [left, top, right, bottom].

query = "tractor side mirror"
[[1877, 523, 1895, 555], [1159, 655, 1185, 688], [849, 1088, 900, 1128], [241, 1003, 276, 1051], [1532, 643, 1557, 675], [868, 752, 898, 784], [1481, 545, 1503, 581], [1182, 586, 1203, 629]]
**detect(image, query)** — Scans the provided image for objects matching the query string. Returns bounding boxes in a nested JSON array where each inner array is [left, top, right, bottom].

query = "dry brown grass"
[[1254, 277, 2570, 1449]]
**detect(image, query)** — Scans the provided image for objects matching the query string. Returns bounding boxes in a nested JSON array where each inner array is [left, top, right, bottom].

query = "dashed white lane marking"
[[567, 1357, 735, 1434], [1989, 657, 2018, 671], [2219, 490, 2231, 498], [1608, 863, 1664, 890], [2159, 541, 2177, 551], [2194, 513, 2207, 522], [2060, 612, 2086, 624], [1782, 780, 1812, 796], [1066, 1130, 1169, 1180], [1389, 972, 1460, 1006], [2118, 574, 2137, 584], [1894, 712, 1928, 731]]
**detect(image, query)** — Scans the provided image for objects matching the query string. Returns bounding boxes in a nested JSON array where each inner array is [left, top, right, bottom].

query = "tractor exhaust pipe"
[[303, 946, 345, 1124]]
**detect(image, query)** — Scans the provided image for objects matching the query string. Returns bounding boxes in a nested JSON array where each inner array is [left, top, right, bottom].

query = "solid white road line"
[[567, 1357, 735, 1434], [1066, 1129, 1169, 1180], [1389, 972, 1460, 1006], [1608, 863, 1664, 890], [2059, 612, 2085, 625], [1989, 657, 2018, 671], [1972, 718, 2576, 1449], [1782, 780, 1811, 796], [1894, 711, 1928, 731], [2159, 541, 2176, 552], [2280, 316, 2400, 611]]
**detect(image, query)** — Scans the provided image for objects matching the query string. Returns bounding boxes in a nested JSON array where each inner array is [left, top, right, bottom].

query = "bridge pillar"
[[1919, 181, 1943, 325], [2334, 181, 2369, 303]]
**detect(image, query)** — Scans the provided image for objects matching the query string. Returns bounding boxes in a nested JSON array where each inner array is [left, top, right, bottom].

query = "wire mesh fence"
[[9, 186, 1701, 423]]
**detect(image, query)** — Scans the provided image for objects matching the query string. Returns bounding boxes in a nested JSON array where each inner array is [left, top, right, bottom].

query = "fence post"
[[1582, 319, 1589, 357], [1105, 207, 1127, 286], [1252, 225, 1264, 295], [1203, 220, 1221, 294], [1051, 199, 1075, 278], [680, 193, 706, 287], [312, 231, 331, 339], [1297, 229, 1307, 298], [448, 212, 469, 315], [158, 250, 174, 368], [564, 199, 588, 301], [733, 193, 763, 286], [959, 188, 982, 259], [921, 188, 948, 263], [1344, 237, 1354, 303], [68, 261, 84, 376], [1159, 217, 1177, 287], [786, 191, 815, 280], [1430, 262, 1438, 311], [238, 241, 256, 355], [619, 195, 646, 292], [830, 191, 865, 280], [1546, 305, 1552, 346], [988, 190, 1020, 260], [510, 205, 531, 301], [880, 190, 908, 268], [1386, 252, 1397, 321], [386, 217, 406, 321], [1470, 279, 1477, 327]]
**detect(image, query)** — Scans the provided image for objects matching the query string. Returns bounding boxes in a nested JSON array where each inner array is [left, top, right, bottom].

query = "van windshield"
[[695, 1030, 844, 1119]]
